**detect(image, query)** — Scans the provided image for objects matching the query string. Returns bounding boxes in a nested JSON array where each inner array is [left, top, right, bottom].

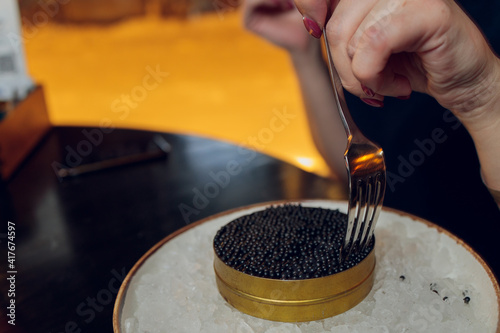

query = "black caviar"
[[213, 204, 373, 280]]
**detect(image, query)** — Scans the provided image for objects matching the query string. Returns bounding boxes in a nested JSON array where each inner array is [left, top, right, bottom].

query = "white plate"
[[113, 200, 500, 333]]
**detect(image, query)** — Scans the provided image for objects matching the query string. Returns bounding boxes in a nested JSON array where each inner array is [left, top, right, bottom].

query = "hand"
[[293, 0, 500, 122], [295, 0, 500, 200], [242, 0, 317, 56]]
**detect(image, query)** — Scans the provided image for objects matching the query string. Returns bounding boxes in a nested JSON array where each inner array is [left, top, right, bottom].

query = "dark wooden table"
[[0, 126, 343, 333]]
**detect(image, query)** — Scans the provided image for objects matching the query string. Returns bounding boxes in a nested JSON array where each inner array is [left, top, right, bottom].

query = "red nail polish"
[[303, 17, 322, 39], [361, 98, 384, 108], [361, 85, 375, 97], [396, 95, 411, 100]]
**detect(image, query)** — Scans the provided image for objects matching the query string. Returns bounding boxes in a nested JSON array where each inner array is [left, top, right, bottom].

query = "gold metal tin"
[[214, 245, 375, 322]]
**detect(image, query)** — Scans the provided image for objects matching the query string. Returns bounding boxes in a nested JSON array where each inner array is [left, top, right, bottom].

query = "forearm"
[[289, 43, 348, 185], [468, 116, 500, 208]]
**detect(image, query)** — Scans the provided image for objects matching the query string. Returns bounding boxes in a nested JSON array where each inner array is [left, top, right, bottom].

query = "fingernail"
[[361, 85, 375, 98], [361, 98, 384, 108], [303, 17, 322, 39], [397, 95, 411, 100]]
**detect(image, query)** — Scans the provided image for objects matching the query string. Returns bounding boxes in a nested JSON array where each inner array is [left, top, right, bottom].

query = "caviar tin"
[[214, 246, 375, 322]]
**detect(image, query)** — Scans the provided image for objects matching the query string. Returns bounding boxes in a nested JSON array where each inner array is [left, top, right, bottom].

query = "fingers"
[[294, 0, 411, 101], [321, 0, 449, 101], [327, 0, 382, 99], [293, 0, 329, 36], [294, 0, 477, 104], [347, 0, 442, 97]]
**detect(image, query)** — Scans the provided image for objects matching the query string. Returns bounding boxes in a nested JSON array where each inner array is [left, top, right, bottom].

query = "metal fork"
[[322, 28, 387, 262]]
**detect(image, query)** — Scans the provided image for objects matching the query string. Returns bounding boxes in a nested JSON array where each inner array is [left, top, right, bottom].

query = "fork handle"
[[322, 28, 364, 144]]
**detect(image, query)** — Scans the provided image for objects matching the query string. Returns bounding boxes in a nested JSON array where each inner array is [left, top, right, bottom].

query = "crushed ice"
[[120, 207, 498, 333]]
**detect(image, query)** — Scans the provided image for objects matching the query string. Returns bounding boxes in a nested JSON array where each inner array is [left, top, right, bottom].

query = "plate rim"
[[112, 199, 500, 332]]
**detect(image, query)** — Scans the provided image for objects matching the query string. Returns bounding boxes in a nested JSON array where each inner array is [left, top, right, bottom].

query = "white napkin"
[[0, 0, 34, 102]]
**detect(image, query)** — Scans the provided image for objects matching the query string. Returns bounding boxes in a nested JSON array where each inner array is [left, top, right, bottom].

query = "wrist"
[[289, 40, 324, 70], [481, 169, 500, 208], [488, 188, 500, 208], [460, 67, 500, 193], [451, 56, 500, 133], [467, 113, 500, 189], [448, 56, 500, 196]]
